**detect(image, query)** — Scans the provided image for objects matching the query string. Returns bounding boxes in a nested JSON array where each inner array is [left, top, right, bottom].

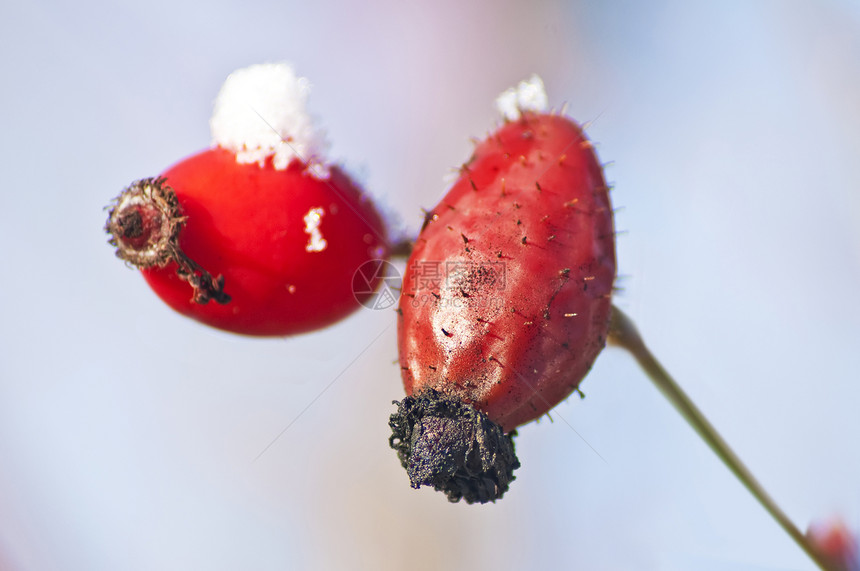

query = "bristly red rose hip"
[[105, 63, 389, 336], [391, 76, 616, 503]]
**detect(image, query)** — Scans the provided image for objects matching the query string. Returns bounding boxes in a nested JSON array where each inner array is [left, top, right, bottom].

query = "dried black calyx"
[[389, 389, 520, 504], [105, 177, 231, 305]]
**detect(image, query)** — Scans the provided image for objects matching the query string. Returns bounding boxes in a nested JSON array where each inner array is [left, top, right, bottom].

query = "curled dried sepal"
[[105, 177, 231, 305], [389, 389, 520, 504], [106, 177, 183, 268]]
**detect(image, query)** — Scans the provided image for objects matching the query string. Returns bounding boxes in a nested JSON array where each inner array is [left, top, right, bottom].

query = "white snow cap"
[[210, 63, 327, 172], [495, 74, 549, 121]]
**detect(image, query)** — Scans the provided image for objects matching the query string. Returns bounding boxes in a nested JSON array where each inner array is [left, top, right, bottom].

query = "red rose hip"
[[106, 63, 390, 336], [390, 76, 615, 502]]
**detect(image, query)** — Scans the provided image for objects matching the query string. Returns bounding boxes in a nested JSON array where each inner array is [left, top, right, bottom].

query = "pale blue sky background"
[[1, 1, 859, 570]]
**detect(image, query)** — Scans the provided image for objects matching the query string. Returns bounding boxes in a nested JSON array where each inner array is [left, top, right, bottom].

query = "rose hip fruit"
[[106, 63, 389, 336], [390, 76, 615, 503]]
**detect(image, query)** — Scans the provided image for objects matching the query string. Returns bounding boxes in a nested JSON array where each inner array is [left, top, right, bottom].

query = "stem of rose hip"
[[607, 306, 834, 571]]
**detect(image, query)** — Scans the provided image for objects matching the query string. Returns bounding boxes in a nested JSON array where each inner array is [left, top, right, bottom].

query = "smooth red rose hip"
[[390, 76, 616, 503], [808, 519, 860, 571], [106, 63, 389, 336]]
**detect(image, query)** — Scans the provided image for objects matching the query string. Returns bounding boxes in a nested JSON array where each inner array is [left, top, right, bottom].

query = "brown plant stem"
[[607, 305, 833, 571]]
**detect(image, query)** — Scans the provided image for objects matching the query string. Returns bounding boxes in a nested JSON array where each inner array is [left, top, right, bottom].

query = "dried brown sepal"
[[105, 177, 231, 305]]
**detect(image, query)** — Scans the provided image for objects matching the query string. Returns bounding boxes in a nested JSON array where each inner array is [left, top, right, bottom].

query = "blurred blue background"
[[1, 1, 859, 569]]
